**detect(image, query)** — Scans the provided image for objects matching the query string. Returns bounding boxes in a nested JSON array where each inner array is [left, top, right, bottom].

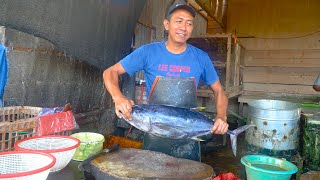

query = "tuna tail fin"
[[227, 124, 256, 156], [230, 134, 237, 156]]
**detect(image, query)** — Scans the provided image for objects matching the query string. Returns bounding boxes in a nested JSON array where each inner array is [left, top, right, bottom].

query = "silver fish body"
[[123, 104, 255, 156], [128, 104, 212, 140]]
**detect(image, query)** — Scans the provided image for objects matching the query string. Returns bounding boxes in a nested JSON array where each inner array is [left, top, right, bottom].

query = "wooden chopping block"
[[90, 148, 214, 180]]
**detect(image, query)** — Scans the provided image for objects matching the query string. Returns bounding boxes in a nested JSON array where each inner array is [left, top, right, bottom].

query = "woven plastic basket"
[[0, 106, 42, 151], [0, 151, 56, 180], [15, 136, 80, 172]]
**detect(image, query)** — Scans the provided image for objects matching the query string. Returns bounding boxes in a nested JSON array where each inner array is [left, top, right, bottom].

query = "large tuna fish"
[[121, 104, 254, 156]]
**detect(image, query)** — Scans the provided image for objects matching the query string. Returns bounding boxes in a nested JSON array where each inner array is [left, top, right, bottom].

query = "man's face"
[[164, 9, 194, 45]]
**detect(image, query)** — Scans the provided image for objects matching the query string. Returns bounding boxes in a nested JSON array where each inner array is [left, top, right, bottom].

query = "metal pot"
[[245, 99, 301, 151]]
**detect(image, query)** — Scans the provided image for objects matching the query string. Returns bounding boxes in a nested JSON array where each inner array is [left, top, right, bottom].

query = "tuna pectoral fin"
[[227, 124, 255, 156]]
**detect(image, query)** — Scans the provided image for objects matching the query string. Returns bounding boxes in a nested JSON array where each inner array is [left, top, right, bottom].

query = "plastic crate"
[[0, 106, 42, 151]]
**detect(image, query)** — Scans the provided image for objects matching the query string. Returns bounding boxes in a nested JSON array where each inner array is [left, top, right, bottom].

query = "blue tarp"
[[0, 44, 8, 106]]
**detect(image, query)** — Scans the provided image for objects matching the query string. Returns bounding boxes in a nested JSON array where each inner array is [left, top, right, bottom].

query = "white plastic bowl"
[[15, 135, 80, 172], [0, 151, 56, 180]]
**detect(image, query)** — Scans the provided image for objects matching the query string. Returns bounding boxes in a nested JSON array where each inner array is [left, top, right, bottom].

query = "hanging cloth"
[[0, 44, 8, 107]]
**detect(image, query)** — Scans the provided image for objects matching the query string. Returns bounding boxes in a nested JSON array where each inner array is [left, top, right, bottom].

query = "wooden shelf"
[[238, 91, 320, 104]]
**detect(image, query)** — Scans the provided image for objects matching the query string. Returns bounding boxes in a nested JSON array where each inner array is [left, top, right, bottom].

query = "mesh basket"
[[0, 106, 42, 151], [15, 136, 80, 172], [0, 151, 56, 180]]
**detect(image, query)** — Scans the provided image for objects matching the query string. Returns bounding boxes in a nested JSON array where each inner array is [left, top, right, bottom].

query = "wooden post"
[[234, 43, 241, 87], [225, 33, 232, 92]]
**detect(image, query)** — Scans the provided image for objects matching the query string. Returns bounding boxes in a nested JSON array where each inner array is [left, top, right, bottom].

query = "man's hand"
[[211, 117, 229, 134], [103, 62, 134, 120], [113, 96, 135, 121]]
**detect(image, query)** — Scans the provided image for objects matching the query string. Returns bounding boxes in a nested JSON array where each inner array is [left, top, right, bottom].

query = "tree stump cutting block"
[[90, 148, 214, 180]]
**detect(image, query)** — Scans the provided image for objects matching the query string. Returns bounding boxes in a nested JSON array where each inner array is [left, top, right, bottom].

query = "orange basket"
[[0, 106, 42, 151], [105, 135, 143, 149], [0, 106, 71, 151]]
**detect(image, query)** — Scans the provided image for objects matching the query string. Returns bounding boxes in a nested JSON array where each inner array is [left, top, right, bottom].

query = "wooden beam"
[[194, 0, 225, 29], [197, 85, 243, 98], [243, 67, 319, 85], [187, 0, 208, 20], [245, 49, 320, 59], [234, 43, 241, 86], [207, 16, 225, 34], [238, 91, 320, 104], [243, 83, 319, 95], [226, 85, 243, 98], [238, 34, 320, 50], [191, 33, 230, 38], [244, 58, 320, 68], [225, 34, 232, 91]]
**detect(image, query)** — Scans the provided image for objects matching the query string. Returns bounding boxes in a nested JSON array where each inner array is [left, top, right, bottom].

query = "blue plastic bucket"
[[241, 155, 298, 180]]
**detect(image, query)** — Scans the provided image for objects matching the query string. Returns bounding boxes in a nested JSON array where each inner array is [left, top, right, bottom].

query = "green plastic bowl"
[[70, 132, 105, 161], [241, 155, 298, 180]]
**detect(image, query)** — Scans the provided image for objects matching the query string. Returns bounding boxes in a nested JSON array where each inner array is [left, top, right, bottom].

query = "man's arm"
[[103, 62, 134, 120], [209, 80, 229, 134]]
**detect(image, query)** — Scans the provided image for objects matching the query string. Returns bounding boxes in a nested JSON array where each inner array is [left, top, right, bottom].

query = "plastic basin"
[[15, 136, 80, 172], [0, 151, 56, 180], [241, 155, 298, 180], [70, 132, 105, 161]]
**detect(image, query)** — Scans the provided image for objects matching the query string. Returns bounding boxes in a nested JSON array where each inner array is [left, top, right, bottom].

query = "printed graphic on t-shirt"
[[158, 64, 191, 77]]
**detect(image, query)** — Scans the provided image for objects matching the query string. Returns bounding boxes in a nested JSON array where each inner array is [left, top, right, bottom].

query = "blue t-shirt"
[[120, 41, 219, 97]]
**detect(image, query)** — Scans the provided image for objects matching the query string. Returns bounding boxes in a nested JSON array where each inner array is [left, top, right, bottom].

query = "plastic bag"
[[35, 104, 79, 136]]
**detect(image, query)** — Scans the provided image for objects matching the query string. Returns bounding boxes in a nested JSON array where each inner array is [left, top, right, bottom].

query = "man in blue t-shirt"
[[103, 0, 229, 160]]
